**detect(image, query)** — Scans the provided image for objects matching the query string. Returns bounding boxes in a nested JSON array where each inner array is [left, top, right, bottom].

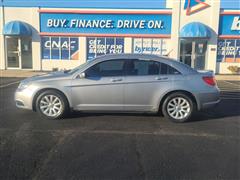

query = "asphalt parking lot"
[[0, 78, 239, 180]]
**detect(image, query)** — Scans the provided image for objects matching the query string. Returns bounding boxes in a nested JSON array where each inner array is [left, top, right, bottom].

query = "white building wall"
[[3, 7, 41, 70], [169, 0, 220, 73]]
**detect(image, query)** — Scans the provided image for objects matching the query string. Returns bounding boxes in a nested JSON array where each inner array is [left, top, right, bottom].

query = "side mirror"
[[79, 72, 86, 79]]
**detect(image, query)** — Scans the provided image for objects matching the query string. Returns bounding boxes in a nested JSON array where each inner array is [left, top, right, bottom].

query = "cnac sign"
[[184, 0, 210, 15], [219, 14, 240, 36], [40, 12, 172, 36]]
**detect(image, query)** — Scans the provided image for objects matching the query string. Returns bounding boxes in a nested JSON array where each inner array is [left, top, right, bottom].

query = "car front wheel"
[[162, 93, 195, 123], [36, 90, 68, 119]]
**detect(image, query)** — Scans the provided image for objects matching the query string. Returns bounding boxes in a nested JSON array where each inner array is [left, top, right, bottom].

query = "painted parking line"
[[0, 81, 20, 88], [223, 80, 240, 87]]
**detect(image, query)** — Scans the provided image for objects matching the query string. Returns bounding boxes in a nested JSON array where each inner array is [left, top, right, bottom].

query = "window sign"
[[96, 38, 106, 57], [51, 37, 60, 59], [87, 37, 124, 60], [70, 38, 79, 60], [219, 15, 240, 36], [152, 39, 162, 55], [41, 36, 79, 60], [61, 37, 69, 60], [236, 40, 240, 62], [133, 38, 167, 55], [133, 38, 143, 53], [225, 40, 235, 62], [106, 38, 115, 54], [87, 38, 97, 60], [41, 37, 51, 59], [40, 13, 172, 36], [142, 39, 153, 54], [217, 39, 225, 62], [115, 38, 124, 54], [217, 39, 240, 63]]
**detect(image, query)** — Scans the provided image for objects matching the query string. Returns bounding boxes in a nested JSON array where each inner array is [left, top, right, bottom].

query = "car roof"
[[91, 53, 197, 75]]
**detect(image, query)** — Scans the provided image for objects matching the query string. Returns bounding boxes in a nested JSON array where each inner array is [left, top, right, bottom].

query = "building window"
[[41, 36, 79, 60], [132, 38, 168, 55], [217, 39, 240, 63], [87, 37, 124, 60]]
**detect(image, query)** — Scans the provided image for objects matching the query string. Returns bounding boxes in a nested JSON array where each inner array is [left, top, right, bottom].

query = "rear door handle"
[[111, 78, 123, 82], [155, 77, 168, 80]]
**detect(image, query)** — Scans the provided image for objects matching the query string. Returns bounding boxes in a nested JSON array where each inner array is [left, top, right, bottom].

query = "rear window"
[[160, 63, 180, 75]]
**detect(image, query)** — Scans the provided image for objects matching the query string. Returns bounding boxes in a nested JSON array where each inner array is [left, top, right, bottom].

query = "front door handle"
[[155, 77, 168, 80], [111, 78, 123, 82]]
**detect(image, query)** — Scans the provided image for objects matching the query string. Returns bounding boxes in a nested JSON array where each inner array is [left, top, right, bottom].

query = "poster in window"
[[106, 38, 115, 54], [87, 38, 96, 60], [41, 37, 51, 59], [96, 38, 106, 57], [70, 38, 79, 60], [51, 37, 60, 60], [161, 40, 168, 55], [142, 39, 152, 54], [217, 39, 226, 62], [224, 40, 235, 63], [61, 37, 70, 60], [133, 38, 143, 53], [152, 39, 162, 55], [115, 38, 124, 54], [236, 40, 240, 63]]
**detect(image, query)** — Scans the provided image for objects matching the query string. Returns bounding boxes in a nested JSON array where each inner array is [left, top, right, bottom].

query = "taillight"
[[202, 76, 216, 86]]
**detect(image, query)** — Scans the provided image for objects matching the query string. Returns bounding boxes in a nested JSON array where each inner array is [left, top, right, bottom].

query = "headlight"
[[18, 82, 30, 90]]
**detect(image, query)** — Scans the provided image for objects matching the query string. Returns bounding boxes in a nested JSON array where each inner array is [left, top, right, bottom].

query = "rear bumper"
[[195, 89, 221, 110], [201, 99, 221, 110]]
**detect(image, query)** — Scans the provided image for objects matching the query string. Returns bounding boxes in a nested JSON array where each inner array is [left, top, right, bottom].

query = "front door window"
[[180, 40, 207, 70]]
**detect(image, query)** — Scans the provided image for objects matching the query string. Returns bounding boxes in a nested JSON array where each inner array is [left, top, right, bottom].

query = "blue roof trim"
[[3, 21, 32, 36], [0, 0, 166, 9], [180, 22, 211, 38]]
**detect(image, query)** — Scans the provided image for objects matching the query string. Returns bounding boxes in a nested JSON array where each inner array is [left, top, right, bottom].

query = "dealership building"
[[0, 0, 239, 74]]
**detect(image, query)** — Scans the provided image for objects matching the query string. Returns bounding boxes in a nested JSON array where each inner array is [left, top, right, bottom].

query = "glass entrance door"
[[6, 37, 32, 69], [6, 37, 20, 68], [180, 40, 207, 70], [21, 37, 32, 69]]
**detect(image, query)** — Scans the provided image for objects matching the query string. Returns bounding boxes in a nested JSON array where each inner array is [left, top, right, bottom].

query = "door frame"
[[5, 36, 33, 70], [180, 38, 208, 70], [5, 36, 22, 69]]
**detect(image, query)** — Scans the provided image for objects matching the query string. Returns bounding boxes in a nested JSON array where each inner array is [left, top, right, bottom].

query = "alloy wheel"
[[167, 97, 191, 120], [39, 95, 63, 117]]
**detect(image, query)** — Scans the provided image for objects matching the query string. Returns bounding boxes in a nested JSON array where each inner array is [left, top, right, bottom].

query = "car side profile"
[[15, 54, 220, 123]]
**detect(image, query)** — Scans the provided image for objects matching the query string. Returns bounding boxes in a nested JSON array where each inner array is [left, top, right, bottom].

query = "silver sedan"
[[15, 54, 220, 123]]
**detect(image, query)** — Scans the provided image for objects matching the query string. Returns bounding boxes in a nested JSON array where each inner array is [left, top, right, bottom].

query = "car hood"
[[21, 71, 71, 83]]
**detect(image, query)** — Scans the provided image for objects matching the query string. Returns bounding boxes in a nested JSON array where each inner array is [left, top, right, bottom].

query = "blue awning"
[[180, 22, 211, 38], [3, 21, 32, 36]]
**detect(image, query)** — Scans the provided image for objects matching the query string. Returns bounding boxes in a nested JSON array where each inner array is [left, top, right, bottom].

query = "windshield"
[[68, 61, 91, 74]]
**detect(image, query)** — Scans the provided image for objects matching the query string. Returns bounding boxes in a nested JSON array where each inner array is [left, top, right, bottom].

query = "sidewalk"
[[0, 70, 48, 78], [0, 70, 239, 81]]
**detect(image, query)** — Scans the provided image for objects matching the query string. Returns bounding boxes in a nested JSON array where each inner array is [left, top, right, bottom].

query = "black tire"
[[35, 90, 69, 119], [162, 92, 195, 123]]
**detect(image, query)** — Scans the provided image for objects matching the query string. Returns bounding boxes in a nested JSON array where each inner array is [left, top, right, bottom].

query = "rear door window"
[[125, 60, 160, 76]]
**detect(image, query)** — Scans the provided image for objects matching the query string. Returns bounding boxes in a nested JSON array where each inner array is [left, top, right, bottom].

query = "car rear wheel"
[[162, 93, 195, 123], [36, 90, 68, 119]]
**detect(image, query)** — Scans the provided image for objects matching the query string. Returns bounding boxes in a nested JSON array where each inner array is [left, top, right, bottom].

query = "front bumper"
[[15, 88, 35, 110]]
